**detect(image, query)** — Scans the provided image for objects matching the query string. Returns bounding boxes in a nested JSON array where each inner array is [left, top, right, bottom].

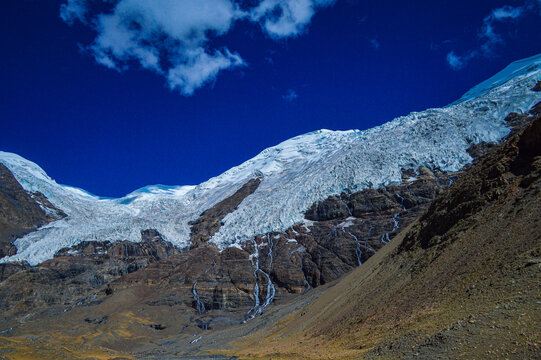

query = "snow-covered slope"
[[453, 53, 541, 104], [1, 55, 541, 265]]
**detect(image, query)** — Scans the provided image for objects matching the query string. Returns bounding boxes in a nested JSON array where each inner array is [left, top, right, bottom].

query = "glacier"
[[1, 55, 541, 266]]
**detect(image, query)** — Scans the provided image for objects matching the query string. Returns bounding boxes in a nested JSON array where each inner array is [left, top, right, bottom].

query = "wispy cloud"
[[446, 2, 538, 70], [60, 0, 87, 25], [491, 5, 524, 20], [479, 5, 524, 52], [167, 49, 245, 95], [369, 39, 380, 49], [446, 52, 464, 70], [60, 0, 336, 96], [251, 0, 336, 38], [283, 89, 299, 102], [446, 51, 477, 71]]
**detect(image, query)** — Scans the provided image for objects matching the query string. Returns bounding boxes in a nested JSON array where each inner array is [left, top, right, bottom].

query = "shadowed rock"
[[189, 177, 261, 248], [305, 196, 350, 221], [400, 114, 541, 253]]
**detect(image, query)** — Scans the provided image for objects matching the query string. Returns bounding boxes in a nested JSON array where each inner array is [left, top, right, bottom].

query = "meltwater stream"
[[381, 193, 408, 244], [245, 235, 276, 321], [192, 282, 206, 315]]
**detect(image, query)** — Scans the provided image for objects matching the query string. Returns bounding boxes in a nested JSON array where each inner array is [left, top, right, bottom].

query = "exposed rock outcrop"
[[127, 165, 455, 326], [505, 101, 540, 139], [55, 228, 179, 260], [0, 229, 179, 317], [189, 177, 261, 248]]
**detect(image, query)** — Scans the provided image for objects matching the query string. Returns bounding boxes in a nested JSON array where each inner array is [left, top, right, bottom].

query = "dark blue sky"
[[1, 0, 540, 197]]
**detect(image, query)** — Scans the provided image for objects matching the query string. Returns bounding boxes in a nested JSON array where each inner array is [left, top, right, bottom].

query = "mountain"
[[1, 54, 541, 266], [0, 55, 540, 359], [222, 107, 541, 360]]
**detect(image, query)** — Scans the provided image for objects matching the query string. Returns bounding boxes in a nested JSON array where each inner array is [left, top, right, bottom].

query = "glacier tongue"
[[1, 56, 541, 266]]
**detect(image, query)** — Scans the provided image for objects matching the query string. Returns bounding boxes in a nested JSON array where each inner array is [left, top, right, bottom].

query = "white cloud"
[[479, 5, 524, 48], [446, 51, 477, 70], [446, 3, 535, 70], [60, 0, 335, 95], [91, 0, 242, 79], [167, 48, 244, 95], [251, 0, 335, 38], [60, 0, 87, 25], [250, 0, 325, 38], [446, 52, 464, 70], [491, 5, 524, 20], [283, 89, 298, 102]]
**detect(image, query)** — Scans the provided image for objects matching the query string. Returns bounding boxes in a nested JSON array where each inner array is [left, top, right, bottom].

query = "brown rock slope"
[[224, 116, 541, 359]]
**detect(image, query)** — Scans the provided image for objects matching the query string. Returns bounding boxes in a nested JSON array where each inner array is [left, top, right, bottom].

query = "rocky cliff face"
[[400, 101, 541, 254], [0, 153, 455, 333], [0, 163, 64, 258], [0, 228, 179, 319]]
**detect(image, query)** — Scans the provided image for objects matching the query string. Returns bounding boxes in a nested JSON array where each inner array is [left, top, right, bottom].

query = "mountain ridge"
[[1, 54, 541, 266], [0, 56, 540, 360]]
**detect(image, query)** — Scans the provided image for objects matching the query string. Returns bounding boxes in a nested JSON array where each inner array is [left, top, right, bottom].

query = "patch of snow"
[[228, 243, 243, 250], [290, 245, 306, 255], [338, 220, 355, 228]]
